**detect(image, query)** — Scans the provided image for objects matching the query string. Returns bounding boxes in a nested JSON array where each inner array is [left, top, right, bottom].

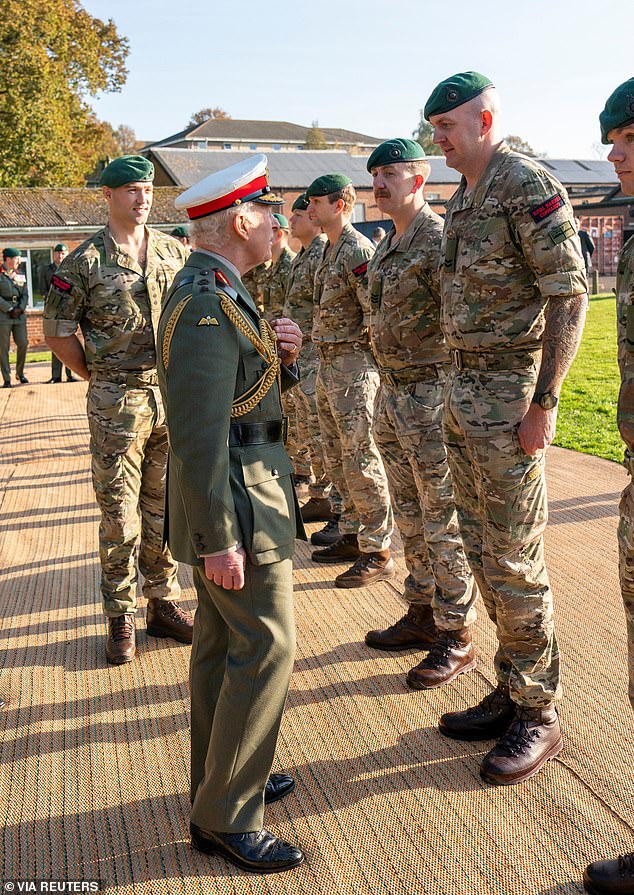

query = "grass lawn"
[[555, 293, 622, 463]]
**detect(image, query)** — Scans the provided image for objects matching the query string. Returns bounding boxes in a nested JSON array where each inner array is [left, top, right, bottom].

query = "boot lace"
[[156, 601, 190, 623], [321, 520, 339, 535], [618, 853, 634, 876], [493, 708, 540, 757], [423, 633, 463, 670], [110, 615, 134, 641], [465, 686, 510, 719]]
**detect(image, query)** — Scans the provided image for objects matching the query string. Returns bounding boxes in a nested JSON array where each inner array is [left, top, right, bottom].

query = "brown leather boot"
[[146, 599, 194, 644], [479, 704, 563, 785], [335, 549, 395, 588], [439, 683, 514, 741], [301, 497, 335, 523], [310, 517, 341, 546], [106, 614, 136, 665], [365, 604, 438, 651], [311, 533, 360, 564], [584, 852, 634, 894], [406, 627, 476, 690]]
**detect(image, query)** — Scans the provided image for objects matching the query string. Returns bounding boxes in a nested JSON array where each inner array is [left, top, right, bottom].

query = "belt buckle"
[[281, 416, 288, 444], [451, 348, 463, 371]]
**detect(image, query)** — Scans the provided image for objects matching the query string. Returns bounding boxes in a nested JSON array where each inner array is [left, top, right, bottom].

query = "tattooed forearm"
[[535, 293, 588, 395]]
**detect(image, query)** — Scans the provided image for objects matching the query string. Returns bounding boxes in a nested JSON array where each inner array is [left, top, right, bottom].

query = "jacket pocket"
[[240, 443, 296, 558]]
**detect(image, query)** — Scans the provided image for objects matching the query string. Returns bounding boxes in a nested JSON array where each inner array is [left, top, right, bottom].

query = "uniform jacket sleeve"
[[42, 255, 88, 338]]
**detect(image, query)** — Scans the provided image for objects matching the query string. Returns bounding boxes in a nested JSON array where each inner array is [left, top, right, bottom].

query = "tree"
[[412, 114, 443, 156], [188, 107, 231, 127], [114, 124, 137, 155], [304, 120, 327, 150], [504, 135, 538, 157], [0, 0, 129, 187]]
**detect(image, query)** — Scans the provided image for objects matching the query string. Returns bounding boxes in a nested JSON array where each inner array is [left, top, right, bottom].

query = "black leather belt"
[[229, 418, 288, 447]]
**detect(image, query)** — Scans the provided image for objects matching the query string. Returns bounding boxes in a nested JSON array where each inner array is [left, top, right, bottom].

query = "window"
[[351, 203, 366, 223], [427, 193, 441, 201], [223, 143, 232, 150], [249, 143, 257, 151], [272, 144, 281, 151]]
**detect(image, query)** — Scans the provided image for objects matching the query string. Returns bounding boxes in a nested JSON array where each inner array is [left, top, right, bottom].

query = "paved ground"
[[1, 362, 633, 895]]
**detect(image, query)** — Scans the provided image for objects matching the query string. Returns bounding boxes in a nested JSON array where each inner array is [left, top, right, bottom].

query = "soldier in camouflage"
[[583, 78, 634, 895], [307, 173, 394, 588], [43, 155, 194, 665], [362, 139, 478, 689], [242, 260, 270, 314], [425, 73, 587, 785], [283, 194, 338, 525]]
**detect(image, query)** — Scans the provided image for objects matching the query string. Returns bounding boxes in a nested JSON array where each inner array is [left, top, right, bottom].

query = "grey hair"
[[192, 203, 259, 249]]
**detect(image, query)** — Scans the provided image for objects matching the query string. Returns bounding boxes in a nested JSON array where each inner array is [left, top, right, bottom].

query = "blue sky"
[[84, 0, 633, 159]]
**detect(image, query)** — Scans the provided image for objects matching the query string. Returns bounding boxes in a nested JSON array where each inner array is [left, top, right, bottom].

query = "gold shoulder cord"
[[219, 294, 281, 418], [162, 294, 193, 371]]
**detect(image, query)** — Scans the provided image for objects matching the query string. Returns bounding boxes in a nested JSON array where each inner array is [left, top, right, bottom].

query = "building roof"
[[0, 187, 186, 231], [540, 159, 619, 186], [143, 119, 383, 151]]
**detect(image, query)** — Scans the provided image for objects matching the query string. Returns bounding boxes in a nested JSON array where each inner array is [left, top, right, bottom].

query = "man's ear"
[[412, 174, 425, 194], [233, 212, 249, 241], [481, 109, 494, 137]]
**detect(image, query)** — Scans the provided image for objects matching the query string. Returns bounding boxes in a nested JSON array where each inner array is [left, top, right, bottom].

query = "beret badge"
[[446, 89, 459, 102]]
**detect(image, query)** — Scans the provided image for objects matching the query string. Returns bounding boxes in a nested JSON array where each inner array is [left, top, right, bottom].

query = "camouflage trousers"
[[444, 368, 560, 707], [372, 370, 476, 630], [0, 319, 28, 382], [618, 470, 634, 712], [316, 345, 392, 551], [294, 342, 333, 500], [282, 388, 312, 478], [87, 377, 180, 616]]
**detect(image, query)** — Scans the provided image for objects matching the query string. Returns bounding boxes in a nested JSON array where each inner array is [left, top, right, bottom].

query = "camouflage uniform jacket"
[[43, 226, 187, 373], [282, 234, 327, 341], [440, 143, 587, 353], [0, 267, 27, 324], [368, 205, 448, 372], [312, 223, 375, 347], [263, 246, 296, 320], [617, 236, 634, 454], [242, 260, 271, 313]]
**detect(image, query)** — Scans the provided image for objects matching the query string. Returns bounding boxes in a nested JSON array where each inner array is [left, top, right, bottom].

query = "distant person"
[[0, 248, 29, 387], [371, 226, 387, 245], [578, 229, 595, 274], [45, 244, 77, 383], [170, 226, 191, 251]]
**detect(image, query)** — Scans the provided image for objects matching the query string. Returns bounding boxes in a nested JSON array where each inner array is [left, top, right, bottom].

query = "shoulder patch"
[[529, 192, 565, 223], [548, 220, 576, 247], [352, 261, 369, 277], [51, 274, 73, 293]]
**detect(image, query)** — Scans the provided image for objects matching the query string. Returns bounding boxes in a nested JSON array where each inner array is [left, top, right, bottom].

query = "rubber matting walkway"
[[0, 363, 632, 895]]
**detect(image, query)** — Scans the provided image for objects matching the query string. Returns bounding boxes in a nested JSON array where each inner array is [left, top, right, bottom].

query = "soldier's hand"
[[203, 546, 246, 590], [271, 317, 302, 366], [517, 403, 558, 455], [8, 309, 19, 319]]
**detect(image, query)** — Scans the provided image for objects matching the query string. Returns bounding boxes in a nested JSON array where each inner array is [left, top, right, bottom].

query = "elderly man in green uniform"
[[0, 248, 29, 387], [425, 73, 587, 784], [44, 244, 77, 383], [157, 154, 305, 874], [307, 173, 394, 587], [363, 138, 478, 687], [583, 77, 634, 895], [284, 193, 337, 525], [43, 155, 193, 665]]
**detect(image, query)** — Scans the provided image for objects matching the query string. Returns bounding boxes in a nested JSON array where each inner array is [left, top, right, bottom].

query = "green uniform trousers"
[[190, 558, 295, 833], [0, 320, 27, 383]]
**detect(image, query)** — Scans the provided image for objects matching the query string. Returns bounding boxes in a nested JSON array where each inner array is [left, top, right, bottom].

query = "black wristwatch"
[[532, 391, 558, 410]]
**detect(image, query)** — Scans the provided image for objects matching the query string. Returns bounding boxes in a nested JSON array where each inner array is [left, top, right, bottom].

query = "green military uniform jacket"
[[0, 267, 27, 325], [157, 250, 305, 567]]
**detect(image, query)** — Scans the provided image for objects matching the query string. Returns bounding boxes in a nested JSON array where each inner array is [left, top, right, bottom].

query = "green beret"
[[367, 138, 426, 172], [273, 213, 289, 229], [305, 173, 353, 198], [292, 193, 310, 212], [600, 78, 634, 144], [170, 226, 189, 238], [53, 243, 68, 252], [99, 155, 154, 188], [2, 248, 21, 259], [424, 71, 493, 120]]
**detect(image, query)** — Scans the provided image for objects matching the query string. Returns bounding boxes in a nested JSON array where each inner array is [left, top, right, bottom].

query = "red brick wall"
[[26, 310, 47, 351]]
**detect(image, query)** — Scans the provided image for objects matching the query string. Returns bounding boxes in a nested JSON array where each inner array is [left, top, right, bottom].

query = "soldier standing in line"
[[0, 248, 29, 388], [170, 225, 191, 251], [363, 138, 478, 688], [583, 77, 634, 895], [283, 194, 337, 525], [307, 173, 394, 587], [43, 155, 194, 665], [426, 73, 587, 784], [44, 244, 77, 383], [242, 259, 271, 314]]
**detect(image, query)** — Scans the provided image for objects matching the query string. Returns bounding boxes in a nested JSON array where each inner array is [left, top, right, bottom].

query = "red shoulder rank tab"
[[352, 261, 368, 277], [51, 274, 73, 293], [529, 192, 565, 223], [214, 269, 230, 286]]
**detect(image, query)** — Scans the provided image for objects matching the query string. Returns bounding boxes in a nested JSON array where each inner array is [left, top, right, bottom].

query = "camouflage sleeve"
[[421, 225, 443, 306], [42, 254, 88, 338], [347, 243, 375, 323], [617, 242, 634, 451], [504, 165, 587, 300]]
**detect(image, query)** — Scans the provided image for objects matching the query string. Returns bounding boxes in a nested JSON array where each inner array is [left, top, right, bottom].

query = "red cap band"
[[186, 175, 269, 220]]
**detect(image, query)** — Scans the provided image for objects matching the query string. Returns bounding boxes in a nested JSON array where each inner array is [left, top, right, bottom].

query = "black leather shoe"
[[190, 824, 304, 873], [17, 375, 28, 384], [584, 852, 634, 893], [66, 375, 78, 382], [265, 773, 295, 804], [2, 382, 11, 388], [47, 378, 62, 384]]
